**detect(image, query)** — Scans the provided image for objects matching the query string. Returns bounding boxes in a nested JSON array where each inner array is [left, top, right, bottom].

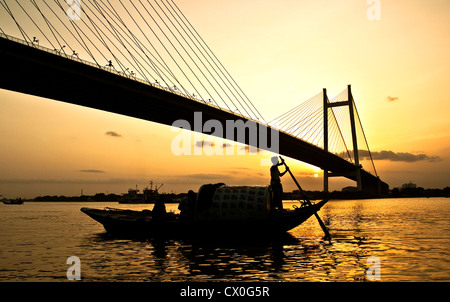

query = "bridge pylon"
[[323, 85, 362, 193]]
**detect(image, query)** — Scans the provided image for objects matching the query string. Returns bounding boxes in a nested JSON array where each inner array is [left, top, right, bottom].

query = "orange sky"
[[1, 0, 449, 198]]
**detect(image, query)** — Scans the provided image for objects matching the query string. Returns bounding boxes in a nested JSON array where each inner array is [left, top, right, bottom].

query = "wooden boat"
[[81, 184, 328, 238], [81, 200, 327, 238], [81, 184, 328, 237], [2, 198, 24, 205]]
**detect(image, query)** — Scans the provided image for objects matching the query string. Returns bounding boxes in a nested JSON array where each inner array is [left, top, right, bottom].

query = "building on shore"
[[401, 182, 417, 190]]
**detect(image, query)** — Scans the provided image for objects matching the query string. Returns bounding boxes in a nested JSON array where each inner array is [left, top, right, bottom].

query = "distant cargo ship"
[[119, 182, 163, 204]]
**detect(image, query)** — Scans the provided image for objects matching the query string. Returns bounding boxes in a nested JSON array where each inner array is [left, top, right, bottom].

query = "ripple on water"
[[1, 199, 449, 281]]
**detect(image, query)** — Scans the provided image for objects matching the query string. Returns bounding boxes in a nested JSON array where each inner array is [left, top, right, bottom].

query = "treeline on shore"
[[389, 187, 450, 198], [284, 186, 450, 200], [32, 192, 183, 202], [30, 186, 450, 202]]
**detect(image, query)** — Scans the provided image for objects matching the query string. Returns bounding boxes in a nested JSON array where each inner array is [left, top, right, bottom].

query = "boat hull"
[[81, 200, 328, 238], [2, 199, 23, 204]]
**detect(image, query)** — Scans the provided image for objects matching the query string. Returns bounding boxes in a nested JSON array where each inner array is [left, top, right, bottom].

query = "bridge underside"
[[0, 37, 389, 196]]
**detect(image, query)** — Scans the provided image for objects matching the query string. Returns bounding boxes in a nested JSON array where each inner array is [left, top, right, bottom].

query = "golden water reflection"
[[1, 198, 449, 281]]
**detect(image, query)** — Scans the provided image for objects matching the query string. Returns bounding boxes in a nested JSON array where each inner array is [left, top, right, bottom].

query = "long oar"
[[279, 156, 331, 240]]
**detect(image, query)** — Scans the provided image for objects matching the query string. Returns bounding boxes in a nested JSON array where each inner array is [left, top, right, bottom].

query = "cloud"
[[161, 173, 235, 185], [386, 96, 399, 102], [164, 171, 272, 188], [238, 145, 261, 154], [224, 167, 265, 177], [195, 140, 260, 153], [358, 150, 442, 162], [0, 178, 107, 184], [195, 140, 215, 148], [185, 173, 234, 180], [79, 169, 106, 173], [105, 131, 122, 137], [0, 177, 157, 185]]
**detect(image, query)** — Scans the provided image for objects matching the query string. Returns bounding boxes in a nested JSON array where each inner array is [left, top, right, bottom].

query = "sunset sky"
[[1, 0, 449, 198]]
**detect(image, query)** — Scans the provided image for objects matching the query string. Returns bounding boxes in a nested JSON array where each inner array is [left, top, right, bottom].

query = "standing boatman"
[[270, 156, 288, 211]]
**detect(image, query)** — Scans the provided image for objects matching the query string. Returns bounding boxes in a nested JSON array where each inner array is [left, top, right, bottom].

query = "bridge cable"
[[88, 0, 145, 76], [0, 1, 268, 123], [53, 0, 112, 67], [146, 0, 235, 113], [11, 0, 55, 49], [102, 0, 187, 93], [82, 1, 131, 74], [107, 0, 190, 95], [158, 0, 256, 119], [270, 92, 321, 131], [162, 0, 264, 121], [0, 1, 30, 43], [281, 100, 316, 131], [40, 1, 88, 58], [329, 105, 352, 161], [29, 0, 67, 55], [84, 0, 153, 82], [353, 101, 378, 176], [137, 0, 215, 104], [169, 0, 267, 123], [285, 98, 321, 135], [283, 94, 322, 137], [129, 0, 208, 103], [271, 91, 321, 123], [51, 0, 100, 66]]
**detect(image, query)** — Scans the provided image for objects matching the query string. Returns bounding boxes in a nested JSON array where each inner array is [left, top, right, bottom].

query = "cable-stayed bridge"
[[0, 1, 388, 196]]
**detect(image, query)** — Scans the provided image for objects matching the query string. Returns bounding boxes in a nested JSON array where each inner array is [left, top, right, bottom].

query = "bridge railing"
[[0, 32, 257, 123]]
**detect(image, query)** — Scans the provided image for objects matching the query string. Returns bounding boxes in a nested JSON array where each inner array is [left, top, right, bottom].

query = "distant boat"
[[82, 184, 329, 238], [119, 181, 163, 204], [2, 198, 24, 205]]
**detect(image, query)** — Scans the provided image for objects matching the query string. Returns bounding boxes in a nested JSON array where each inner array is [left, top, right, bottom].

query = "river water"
[[0, 198, 449, 282]]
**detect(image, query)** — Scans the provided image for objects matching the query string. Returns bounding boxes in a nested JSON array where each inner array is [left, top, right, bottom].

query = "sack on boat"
[[195, 184, 271, 221]]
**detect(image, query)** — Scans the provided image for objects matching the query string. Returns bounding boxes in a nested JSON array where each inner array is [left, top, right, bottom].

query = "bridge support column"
[[323, 85, 363, 192], [348, 85, 362, 191], [323, 170, 329, 193], [323, 88, 329, 193]]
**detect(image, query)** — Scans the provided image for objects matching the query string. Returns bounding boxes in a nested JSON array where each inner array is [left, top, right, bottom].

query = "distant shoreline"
[[10, 186, 449, 202], [19, 199, 181, 203], [10, 196, 450, 203]]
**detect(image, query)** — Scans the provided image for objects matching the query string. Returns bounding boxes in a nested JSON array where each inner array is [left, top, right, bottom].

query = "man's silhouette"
[[270, 156, 288, 211]]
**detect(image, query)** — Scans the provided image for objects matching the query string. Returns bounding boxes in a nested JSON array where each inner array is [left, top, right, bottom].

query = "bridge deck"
[[0, 37, 388, 195]]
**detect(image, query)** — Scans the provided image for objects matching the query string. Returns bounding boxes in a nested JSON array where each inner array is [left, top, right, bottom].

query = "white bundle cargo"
[[195, 184, 271, 221]]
